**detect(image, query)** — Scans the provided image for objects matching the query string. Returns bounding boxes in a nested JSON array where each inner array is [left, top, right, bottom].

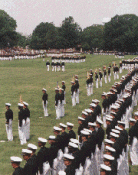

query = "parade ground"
[[0, 54, 137, 174]]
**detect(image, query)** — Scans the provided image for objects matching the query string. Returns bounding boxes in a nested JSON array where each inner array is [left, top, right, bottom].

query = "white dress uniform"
[[42, 89, 48, 117], [5, 103, 13, 141], [23, 102, 30, 140], [71, 82, 76, 106]]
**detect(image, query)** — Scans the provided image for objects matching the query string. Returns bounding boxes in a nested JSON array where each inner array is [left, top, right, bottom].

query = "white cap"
[[92, 99, 97, 103], [48, 135, 56, 140], [59, 123, 67, 128], [66, 122, 74, 127], [115, 126, 123, 131], [105, 146, 116, 152], [22, 149, 32, 154], [106, 115, 113, 119], [68, 142, 78, 148], [106, 117, 112, 121], [94, 99, 100, 103], [10, 156, 22, 162], [53, 126, 62, 131], [78, 116, 85, 121], [18, 103, 23, 107], [23, 101, 29, 106], [70, 138, 79, 144], [55, 88, 59, 90], [80, 130, 90, 136], [100, 164, 111, 171], [107, 92, 113, 95], [111, 105, 118, 109], [103, 154, 114, 160], [62, 81, 65, 83], [104, 139, 114, 144], [96, 118, 103, 125], [110, 111, 116, 115], [82, 111, 88, 115], [111, 129, 120, 134], [90, 103, 96, 107], [63, 153, 74, 160], [134, 111, 138, 116], [101, 92, 107, 96], [58, 171, 66, 175], [5, 103, 11, 106], [42, 88, 47, 91], [118, 121, 125, 125], [38, 137, 47, 143], [88, 122, 96, 127], [110, 132, 119, 138], [85, 109, 93, 113], [83, 128, 92, 134], [129, 118, 136, 122], [27, 143, 37, 150]]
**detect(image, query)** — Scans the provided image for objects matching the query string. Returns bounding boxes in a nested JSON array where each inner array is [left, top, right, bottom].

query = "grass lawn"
[[0, 54, 137, 174]]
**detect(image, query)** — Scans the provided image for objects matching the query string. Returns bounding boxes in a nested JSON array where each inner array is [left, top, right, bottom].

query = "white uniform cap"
[[66, 122, 74, 127], [101, 92, 107, 96], [94, 99, 100, 103], [106, 117, 112, 121], [42, 88, 47, 91], [107, 92, 113, 95], [80, 130, 90, 136], [48, 135, 56, 140], [96, 118, 103, 125], [78, 116, 85, 121], [83, 128, 92, 134], [85, 109, 93, 113], [129, 118, 136, 122], [63, 153, 74, 160], [90, 103, 96, 107], [106, 115, 113, 119], [105, 146, 116, 152], [5, 103, 11, 106], [55, 88, 59, 90], [92, 99, 97, 103], [22, 149, 32, 154], [62, 81, 65, 83], [118, 99, 124, 102], [70, 138, 79, 144], [104, 139, 114, 144], [111, 129, 120, 134], [23, 101, 29, 106], [88, 122, 96, 127], [10, 156, 22, 162], [53, 126, 62, 131], [18, 103, 23, 107], [38, 137, 47, 143], [71, 81, 74, 83], [82, 111, 88, 115], [110, 132, 119, 138], [59, 88, 64, 91], [100, 164, 111, 171], [58, 171, 66, 175], [110, 111, 116, 115], [115, 126, 123, 131], [27, 143, 37, 150], [118, 121, 125, 125], [103, 154, 114, 160], [68, 142, 78, 148], [59, 123, 67, 128], [111, 105, 118, 109], [134, 111, 138, 116]]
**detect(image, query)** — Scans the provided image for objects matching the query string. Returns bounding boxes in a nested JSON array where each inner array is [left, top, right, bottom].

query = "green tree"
[[0, 10, 17, 48], [30, 22, 57, 49], [81, 25, 104, 51], [103, 14, 138, 52], [59, 16, 82, 48]]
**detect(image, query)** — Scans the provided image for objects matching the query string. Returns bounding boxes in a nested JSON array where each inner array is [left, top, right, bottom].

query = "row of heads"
[[5, 102, 29, 107]]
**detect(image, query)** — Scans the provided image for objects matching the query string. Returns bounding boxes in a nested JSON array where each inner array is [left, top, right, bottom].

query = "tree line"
[[0, 9, 138, 52]]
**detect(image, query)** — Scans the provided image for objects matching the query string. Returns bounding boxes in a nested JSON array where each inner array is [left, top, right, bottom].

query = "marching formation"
[[46, 60, 65, 72], [51, 55, 86, 63]]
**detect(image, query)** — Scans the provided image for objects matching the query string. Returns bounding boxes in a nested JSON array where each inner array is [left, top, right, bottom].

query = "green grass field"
[[0, 54, 137, 174]]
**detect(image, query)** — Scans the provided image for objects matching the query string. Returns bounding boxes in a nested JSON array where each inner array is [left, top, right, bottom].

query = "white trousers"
[[96, 79, 98, 88], [72, 92, 76, 106], [38, 162, 50, 175], [87, 85, 90, 96], [90, 83, 93, 94], [130, 137, 138, 165], [54, 66, 57, 72], [117, 72, 119, 79], [52, 66, 54, 71], [99, 78, 102, 87], [108, 75, 111, 82], [18, 120, 26, 145], [55, 101, 61, 119], [6, 119, 13, 141], [76, 89, 79, 103], [43, 101, 48, 117], [25, 117, 30, 140], [120, 67, 122, 73], [62, 66, 65, 72], [61, 102, 65, 117], [104, 76, 107, 83], [46, 65, 49, 71]]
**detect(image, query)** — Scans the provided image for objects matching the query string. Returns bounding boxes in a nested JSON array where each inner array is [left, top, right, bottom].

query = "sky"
[[0, 0, 138, 36]]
